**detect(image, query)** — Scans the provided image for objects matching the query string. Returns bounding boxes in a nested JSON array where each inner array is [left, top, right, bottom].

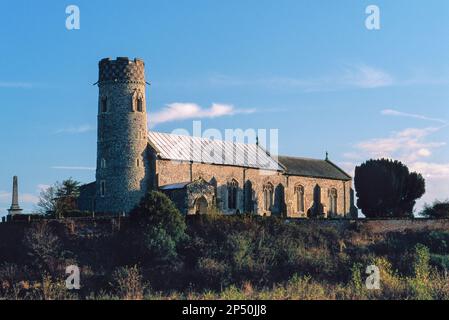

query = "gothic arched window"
[[329, 188, 338, 215], [295, 185, 305, 213], [263, 183, 274, 211], [100, 158, 106, 169], [227, 179, 238, 210]]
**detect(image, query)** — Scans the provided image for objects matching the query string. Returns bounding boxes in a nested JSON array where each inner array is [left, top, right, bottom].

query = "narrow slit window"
[[100, 180, 106, 197], [137, 97, 143, 112], [101, 97, 108, 113]]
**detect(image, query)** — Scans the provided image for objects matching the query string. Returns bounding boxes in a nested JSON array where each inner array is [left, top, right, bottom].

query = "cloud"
[[0, 190, 39, 204], [149, 103, 255, 127], [0, 81, 34, 88], [206, 64, 394, 92], [341, 65, 394, 89], [55, 124, 95, 134], [354, 126, 446, 162], [381, 109, 447, 124], [51, 166, 95, 171]]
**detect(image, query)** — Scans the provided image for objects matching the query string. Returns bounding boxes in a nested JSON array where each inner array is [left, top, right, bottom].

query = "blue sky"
[[1, 0, 449, 215]]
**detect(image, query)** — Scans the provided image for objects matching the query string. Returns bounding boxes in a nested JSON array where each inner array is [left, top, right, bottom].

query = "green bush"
[[125, 191, 188, 266]]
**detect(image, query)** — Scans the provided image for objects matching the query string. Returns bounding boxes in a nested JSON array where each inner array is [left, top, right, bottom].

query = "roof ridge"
[[149, 130, 260, 147], [278, 155, 325, 162]]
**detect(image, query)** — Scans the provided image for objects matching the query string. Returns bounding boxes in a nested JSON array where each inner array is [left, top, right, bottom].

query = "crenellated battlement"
[[98, 57, 145, 84]]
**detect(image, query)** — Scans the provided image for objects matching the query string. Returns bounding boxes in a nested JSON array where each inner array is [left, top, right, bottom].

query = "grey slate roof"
[[278, 156, 351, 181], [148, 131, 351, 181], [148, 131, 282, 171]]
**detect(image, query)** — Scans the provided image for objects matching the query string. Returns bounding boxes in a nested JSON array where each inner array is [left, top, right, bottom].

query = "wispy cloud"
[[206, 64, 394, 92], [341, 65, 394, 89], [353, 126, 445, 163], [0, 81, 34, 88], [381, 109, 447, 124], [55, 124, 95, 134], [154, 65, 394, 92], [149, 103, 255, 127], [51, 166, 95, 171]]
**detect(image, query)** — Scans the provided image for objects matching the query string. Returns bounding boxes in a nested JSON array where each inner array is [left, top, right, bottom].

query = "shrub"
[[23, 221, 62, 273], [421, 200, 449, 219], [127, 191, 188, 266], [408, 244, 432, 300], [111, 265, 146, 300]]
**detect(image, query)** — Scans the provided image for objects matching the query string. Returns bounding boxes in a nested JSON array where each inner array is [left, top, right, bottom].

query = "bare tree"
[[36, 178, 81, 217]]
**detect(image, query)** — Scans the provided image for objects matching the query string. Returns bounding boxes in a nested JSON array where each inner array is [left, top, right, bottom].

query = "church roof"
[[148, 131, 282, 171], [159, 182, 191, 190], [277, 156, 352, 181]]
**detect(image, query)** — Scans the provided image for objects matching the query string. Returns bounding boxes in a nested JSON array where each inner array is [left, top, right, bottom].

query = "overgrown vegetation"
[[2, 191, 449, 300]]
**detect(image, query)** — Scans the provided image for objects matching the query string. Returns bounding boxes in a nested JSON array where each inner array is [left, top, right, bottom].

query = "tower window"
[[136, 158, 140, 167], [100, 180, 106, 197], [101, 97, 108, 113], [137, 97, 143, 112], [100, 158, 106, 169]]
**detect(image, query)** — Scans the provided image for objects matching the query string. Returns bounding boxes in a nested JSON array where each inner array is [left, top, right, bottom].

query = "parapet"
[[98, 57, 145, 84]]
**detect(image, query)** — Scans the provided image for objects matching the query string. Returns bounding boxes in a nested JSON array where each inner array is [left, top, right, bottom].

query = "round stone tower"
[[95, 57, 149, 214]]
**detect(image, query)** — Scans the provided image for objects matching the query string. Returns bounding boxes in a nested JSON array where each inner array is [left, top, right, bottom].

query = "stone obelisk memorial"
[[8, 176, 23, 215]]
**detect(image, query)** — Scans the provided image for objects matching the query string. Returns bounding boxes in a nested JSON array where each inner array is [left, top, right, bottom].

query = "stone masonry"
[[95, 57, 150, 213]]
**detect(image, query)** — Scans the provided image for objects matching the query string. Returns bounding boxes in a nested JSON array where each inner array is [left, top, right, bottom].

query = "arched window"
[[227, 179, 238, 209], [100, 158, 106, 169], [263, 183, 274, 211], [137, 97, 143, 112], [136, 158, 140, 167], [295, 185, 305, 213], [101, 97, 108, 113], [133, 91, 144, 112], [329, 188, 338, 215]]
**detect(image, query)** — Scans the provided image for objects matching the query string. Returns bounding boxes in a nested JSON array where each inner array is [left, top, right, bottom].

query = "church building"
[[78, 57, 357, 219]]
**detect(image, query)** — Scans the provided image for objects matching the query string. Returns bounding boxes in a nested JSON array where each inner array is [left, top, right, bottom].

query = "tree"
[[420, 200, 449, 218], [128, 191, 187, 265], [36, 178, 81, 217], [354, 159, 425, 218], [36, 185, 57, 215]]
